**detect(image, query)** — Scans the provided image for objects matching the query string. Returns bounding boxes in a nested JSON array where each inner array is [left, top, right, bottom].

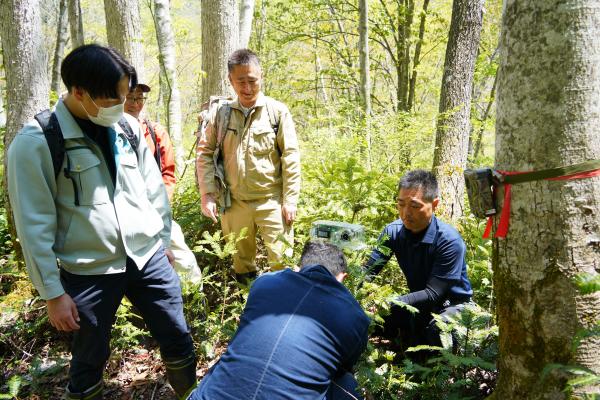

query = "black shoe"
[[235, 271, 257, 285]]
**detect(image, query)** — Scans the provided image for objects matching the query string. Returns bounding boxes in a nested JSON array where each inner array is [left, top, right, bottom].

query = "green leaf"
[[573, 273, 600, 295]]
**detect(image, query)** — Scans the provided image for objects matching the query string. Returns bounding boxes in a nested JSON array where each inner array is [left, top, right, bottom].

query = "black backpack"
[[34, 109, 139, 206], [34, 109, 139, 178]]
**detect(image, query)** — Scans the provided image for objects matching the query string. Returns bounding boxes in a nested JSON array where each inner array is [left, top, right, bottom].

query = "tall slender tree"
[[68, 0, 84, 48], [370, 0, 415, 112], [407, 0, 430, 110], [239, 0, 255, 49], [432, 0, 484, 220], [104, 0, 145, 80], [359, 0, 372, 169], [491, 1, 600, 398], [152, 0, 183, 172], [52, 0, 69, 95], [201, 0, 239, 101]]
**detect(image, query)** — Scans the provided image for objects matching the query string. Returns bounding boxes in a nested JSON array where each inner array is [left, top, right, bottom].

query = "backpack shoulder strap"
[[215, 102, 232, 149], [117, 118, 139, 159], [264, 98, 280, 135], [144, 118, 162, 171], [34, 109, 64, 178]]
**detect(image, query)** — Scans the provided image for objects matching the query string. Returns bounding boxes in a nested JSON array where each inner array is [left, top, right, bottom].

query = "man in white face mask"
[[7, 44, 196, 399]]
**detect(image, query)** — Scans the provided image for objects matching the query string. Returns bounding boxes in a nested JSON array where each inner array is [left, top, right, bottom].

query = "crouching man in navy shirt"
[[187, 240, 370, 400], [364, 170, 473, 354]]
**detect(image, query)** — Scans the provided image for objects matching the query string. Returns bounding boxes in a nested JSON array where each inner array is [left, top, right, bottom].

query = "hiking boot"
[[64, 380, 103, 400], [164, 353, 197, 399]]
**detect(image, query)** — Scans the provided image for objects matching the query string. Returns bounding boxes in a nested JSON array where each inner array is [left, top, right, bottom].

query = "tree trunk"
[[104, 0, 145, 80], [491, 1, 600, 398], [359, 0, 372, 169], [0, 78, 6, 129], [0, 0, 49, 146], [472, 71, 497, 159], [0, 0, 49, 256], [239, 0, 254, 49], [407, 0, 430, 111], [68, 0, 84, 48], [395, 0, 414, 112], [431, 0, 484, 220], [152, 0, 183, 174], [52, 0, 69, 95], [201, 0, 239, 101]]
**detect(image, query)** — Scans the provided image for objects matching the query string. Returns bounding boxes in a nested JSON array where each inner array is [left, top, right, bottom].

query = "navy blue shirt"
[[191, 265, 370, 400], [366, 216, 473, 302]]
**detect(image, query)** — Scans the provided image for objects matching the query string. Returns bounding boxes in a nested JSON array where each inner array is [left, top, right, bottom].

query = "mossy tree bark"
[[493, 1, 600, 398]]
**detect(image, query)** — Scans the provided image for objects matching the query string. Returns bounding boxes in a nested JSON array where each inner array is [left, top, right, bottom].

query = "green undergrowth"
[[1, 145, 498, 399]]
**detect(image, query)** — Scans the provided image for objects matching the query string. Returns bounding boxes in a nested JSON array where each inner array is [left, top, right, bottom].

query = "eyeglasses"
[[126, 96, 147, 105]]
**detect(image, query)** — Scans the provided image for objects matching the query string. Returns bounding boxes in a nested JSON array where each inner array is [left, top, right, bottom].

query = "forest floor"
[[1, 295, 224, 400], [4, 336, 221, 399]]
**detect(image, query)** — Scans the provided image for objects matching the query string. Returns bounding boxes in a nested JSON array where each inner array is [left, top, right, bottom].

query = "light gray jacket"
[[7, 98, 171, 300]]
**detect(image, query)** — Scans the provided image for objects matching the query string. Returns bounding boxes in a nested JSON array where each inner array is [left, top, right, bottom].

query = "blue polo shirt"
[[190, 265, 370, 400], [366, 216, 472, 301]]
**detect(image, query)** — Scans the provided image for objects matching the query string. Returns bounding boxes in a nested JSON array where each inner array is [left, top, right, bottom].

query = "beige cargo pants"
[[221, 197, 293, 274]]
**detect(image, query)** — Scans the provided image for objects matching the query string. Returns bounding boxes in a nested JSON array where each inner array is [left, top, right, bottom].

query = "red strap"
[[483, 217, 493, 239], [548, 169, 600, 181], [495, 184, 512, 238], [485, 167, 600, 239]]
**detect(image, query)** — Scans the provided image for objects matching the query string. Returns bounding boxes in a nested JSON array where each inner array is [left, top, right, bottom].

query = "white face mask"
[[82, 93, 125, 127]]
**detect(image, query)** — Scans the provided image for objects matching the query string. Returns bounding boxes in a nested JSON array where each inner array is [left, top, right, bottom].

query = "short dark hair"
[[398, 170, 439, 202], [61, 44, 137, 99], [299, 240, 347, 276], [227, 48, 261, 73]]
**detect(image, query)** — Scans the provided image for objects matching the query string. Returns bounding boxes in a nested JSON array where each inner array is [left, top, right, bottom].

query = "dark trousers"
[[60, 246, 194, 392], [382, 299, 468, 354]]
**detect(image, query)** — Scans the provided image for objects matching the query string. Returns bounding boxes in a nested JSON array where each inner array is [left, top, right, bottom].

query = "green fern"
[[0, 375, 21, 399]]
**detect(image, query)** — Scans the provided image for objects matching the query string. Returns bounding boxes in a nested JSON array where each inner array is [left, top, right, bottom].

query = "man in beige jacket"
[[196, 49, 301, 281]]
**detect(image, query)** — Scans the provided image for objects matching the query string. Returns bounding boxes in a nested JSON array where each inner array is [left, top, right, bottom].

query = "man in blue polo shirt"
[[364, 170, 473, 353], [187, 240, 370, 400]]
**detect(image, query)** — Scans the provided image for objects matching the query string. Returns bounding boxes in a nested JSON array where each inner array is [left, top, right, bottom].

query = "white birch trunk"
[[432, 0, 485, 220], [491, 1, 600, 398], [104, 0, 145, 80], [239, 0, 254, 49], [153, 0, 183, 174], [201, 0, 239, 101], [68, 0, 84, 48]]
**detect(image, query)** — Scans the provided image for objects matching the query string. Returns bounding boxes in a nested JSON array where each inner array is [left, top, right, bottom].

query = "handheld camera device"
[[309, 220, 366, 251]]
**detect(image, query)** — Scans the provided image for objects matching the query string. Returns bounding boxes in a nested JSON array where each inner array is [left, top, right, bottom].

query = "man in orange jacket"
[[126, 84, 201, 285], [125, 84, 176, 199]]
